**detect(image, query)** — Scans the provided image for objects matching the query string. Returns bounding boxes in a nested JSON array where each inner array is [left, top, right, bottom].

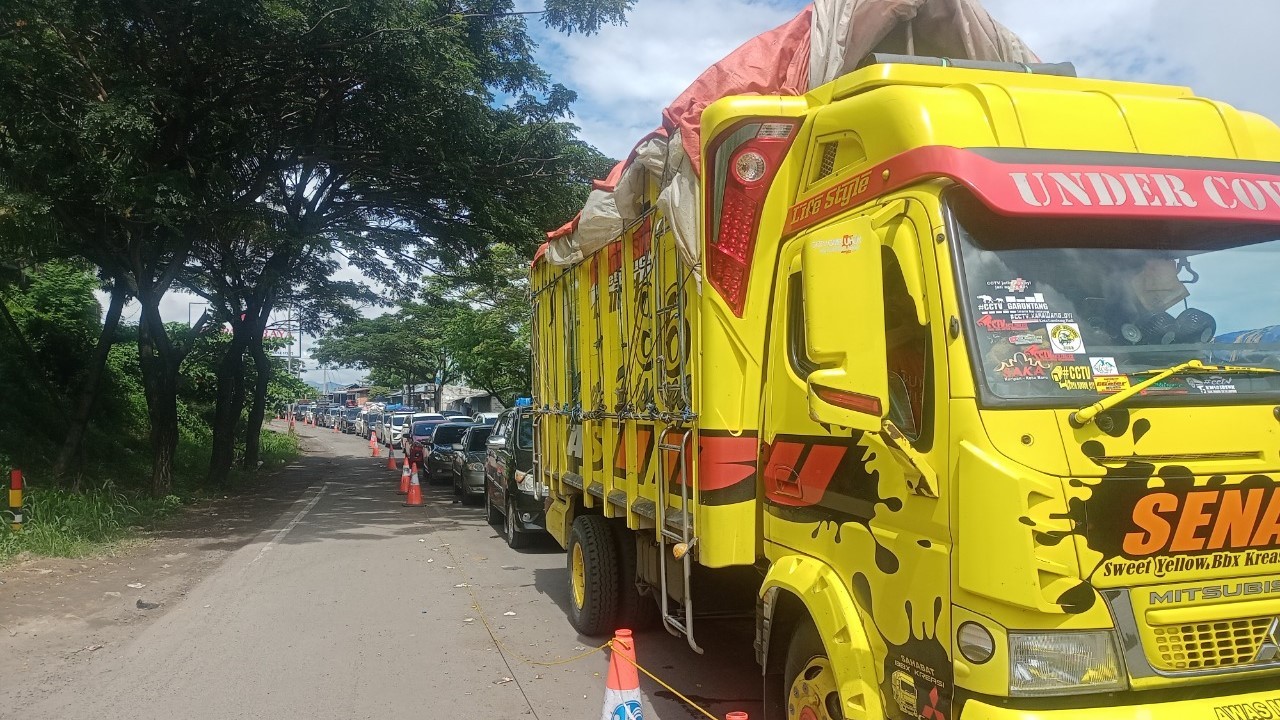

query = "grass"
[[0, 428, 300, 563], [0, 482, 182, 562]]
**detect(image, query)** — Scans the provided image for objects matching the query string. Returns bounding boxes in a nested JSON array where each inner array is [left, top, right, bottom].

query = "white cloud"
[[536, 0, 1280, 160], [531, 0, 805, 158]]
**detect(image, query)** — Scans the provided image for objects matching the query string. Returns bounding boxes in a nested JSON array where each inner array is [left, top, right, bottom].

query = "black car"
[[424, 422, 473, 483], [450, 425, 493, 502], [484, 408, 542, 549], [339, 407, 360, 433]]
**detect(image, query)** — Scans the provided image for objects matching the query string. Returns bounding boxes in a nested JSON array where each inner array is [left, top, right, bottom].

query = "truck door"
[[761, 205, 955, 720]]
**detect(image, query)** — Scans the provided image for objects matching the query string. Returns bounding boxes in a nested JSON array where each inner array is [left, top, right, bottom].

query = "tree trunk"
[[54, 281, 127, 479], [137, 303, 181, 497], [207, 330, 248, 487], [244, 336, 272, 470]]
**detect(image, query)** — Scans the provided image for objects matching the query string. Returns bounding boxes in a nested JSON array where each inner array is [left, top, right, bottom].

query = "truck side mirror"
[[801, 218, 889, 433]]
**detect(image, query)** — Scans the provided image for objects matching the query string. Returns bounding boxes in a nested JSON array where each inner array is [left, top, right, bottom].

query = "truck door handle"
[[767, 466, 802, 500]]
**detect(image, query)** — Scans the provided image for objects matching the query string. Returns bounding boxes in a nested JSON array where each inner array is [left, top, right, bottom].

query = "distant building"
[[440, 384, 505, 416], [328, 384, 370, 406]]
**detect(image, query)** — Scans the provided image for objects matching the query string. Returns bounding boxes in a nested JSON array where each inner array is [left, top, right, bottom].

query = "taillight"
[[705, 120, 798, 316]]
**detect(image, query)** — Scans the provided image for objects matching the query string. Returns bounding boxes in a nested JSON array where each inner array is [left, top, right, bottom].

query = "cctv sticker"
[[1047, 322, 1086, 355], [1089, 356, 1119, 376]]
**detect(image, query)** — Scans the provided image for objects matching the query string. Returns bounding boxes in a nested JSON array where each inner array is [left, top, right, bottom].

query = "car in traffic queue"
[[483, 408, 542, 549], [450, 424, 493, 502], [339, 407, 360, 433], [471, 412, 500, 426], [384, 411, 415, 449], [364, 409, 383, 440], [399, 412, 444, 452], [424, 422, 473, 483], [405, 417, 447, 471]]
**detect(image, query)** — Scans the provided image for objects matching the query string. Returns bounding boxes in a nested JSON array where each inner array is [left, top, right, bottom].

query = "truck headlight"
[[516, 471, 537, 494], [1009, 631, 1127, 696]]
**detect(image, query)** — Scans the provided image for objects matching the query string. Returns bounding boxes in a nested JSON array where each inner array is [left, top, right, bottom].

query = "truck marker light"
[[958, 621, 995, 664], [733, 150, 767, 184], [813, 384, 882, 416]]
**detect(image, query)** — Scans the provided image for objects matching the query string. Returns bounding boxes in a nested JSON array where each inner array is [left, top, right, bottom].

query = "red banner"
[[784, 146, 1280, 235]]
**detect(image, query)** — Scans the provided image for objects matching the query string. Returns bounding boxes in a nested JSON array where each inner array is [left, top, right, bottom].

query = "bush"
[[0, 481, 182, 562]]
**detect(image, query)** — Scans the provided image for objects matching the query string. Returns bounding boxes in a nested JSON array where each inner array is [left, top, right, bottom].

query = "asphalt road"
[[3, 421, 762, 720]]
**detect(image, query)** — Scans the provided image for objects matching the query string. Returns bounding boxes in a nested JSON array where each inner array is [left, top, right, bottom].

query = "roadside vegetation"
[[0, 2, 630, 559]]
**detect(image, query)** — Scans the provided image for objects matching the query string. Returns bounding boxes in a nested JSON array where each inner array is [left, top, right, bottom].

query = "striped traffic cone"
[[601, 629, 643, 720], [386, 445, 397, 470], [402, 464, 422, 507], [371, 432, 380, 458], [398, 460, 411, 495]]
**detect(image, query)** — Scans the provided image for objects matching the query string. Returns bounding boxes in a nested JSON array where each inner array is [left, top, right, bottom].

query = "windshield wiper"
[[1071, 360, 1279, 427]]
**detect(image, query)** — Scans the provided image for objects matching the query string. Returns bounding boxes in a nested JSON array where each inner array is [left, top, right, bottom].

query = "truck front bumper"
[[960, 686, 1280, 719]]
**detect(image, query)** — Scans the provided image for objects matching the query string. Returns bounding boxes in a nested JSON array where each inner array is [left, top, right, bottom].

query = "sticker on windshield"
[[1051, 365, 1093, 391], [977, 315, 1030, 333], [1006, 332, 1040, 345], [1048, 322, 1086, 355], [995, 352, 1052, 381], [1095, 376, 1131, 394], [1089, 356, 1119, 376], [986, 277, 1032, 293], [1186, 376, 1237, 394]]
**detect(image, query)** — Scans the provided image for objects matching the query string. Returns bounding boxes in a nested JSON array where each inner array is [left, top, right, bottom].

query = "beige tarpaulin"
[[542, 0, 1039, 269]]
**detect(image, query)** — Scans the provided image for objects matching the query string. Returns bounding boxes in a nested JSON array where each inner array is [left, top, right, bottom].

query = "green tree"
[[0, 0, 630, 494]]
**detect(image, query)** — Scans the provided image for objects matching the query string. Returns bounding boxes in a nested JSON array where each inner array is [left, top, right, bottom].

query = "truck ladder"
[[655, 428, 702, 654]]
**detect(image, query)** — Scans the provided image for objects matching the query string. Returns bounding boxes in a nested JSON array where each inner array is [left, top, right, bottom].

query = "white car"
[[472, 412, 500, 426], [384, 411, 415, 448]]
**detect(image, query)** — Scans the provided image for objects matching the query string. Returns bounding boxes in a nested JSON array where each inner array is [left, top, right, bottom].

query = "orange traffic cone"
[[402, 464, 423, 506], [386, 446, 397, 470], [601, 629, 643, 720], [398, 460, 411, 495]]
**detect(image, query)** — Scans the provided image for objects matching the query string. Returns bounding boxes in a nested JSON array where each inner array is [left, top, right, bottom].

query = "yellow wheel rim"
[[571, 543, 586, 608], [788, 656, 841, 720]]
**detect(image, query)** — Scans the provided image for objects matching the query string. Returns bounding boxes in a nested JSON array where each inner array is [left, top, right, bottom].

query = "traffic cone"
[[386, 445, 397, 470], [398, 460, 411, 495], [369, 432, 377, 448], [371, 434, 380, 458], [601, 629, 643, 720], [402, 464, 422, 506]]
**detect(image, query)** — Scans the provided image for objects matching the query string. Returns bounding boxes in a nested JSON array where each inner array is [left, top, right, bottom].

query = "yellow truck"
[[531, 56, 1280, 720]]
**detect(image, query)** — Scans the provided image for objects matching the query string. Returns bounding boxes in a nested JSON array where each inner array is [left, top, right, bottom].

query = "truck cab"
[[741, 62, 1280, 719]]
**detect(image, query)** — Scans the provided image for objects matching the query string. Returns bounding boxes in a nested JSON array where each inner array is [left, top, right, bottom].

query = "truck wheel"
[[504, 496, 529, 549], [783, 618, 843, 720], [611, 523, 658, 631], [566, 515, 620, 636]]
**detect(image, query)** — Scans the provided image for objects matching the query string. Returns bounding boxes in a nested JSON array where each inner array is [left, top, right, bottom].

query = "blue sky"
[[132, 1, 1280, 386]]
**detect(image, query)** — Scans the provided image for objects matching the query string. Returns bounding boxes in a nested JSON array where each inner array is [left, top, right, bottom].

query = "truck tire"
[[783, 618, 843, 720], [611, 523, 658, 631], [566, 515, 620, 636]]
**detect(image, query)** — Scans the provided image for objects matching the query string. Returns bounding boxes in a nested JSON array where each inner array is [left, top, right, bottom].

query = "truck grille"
[[1150, 617, 1274, 671]]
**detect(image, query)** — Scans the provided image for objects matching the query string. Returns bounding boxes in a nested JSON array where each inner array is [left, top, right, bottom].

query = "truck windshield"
[[949, 191, 1280, 406]]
